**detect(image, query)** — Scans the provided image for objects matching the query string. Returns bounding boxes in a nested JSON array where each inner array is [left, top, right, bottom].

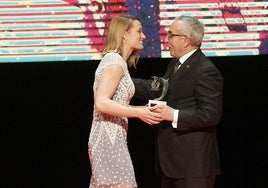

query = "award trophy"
[[148, 76, 168, 107]]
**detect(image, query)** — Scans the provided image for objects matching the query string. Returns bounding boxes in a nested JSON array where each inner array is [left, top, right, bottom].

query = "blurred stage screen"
[[0, 0, 267, 63]]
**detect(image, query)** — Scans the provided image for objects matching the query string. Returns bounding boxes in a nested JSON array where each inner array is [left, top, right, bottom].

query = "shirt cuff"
[[172, 109, 179, 128]]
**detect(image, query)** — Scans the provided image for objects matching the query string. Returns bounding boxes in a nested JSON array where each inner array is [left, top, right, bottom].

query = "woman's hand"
[[138, 106, 162, 125]]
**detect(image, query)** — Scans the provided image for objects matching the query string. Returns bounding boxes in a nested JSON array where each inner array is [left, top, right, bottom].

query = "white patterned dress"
[[88, 53, 137, 188]]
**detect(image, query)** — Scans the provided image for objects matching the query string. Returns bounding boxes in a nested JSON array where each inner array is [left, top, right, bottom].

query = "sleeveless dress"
[[88, 53, 137, 188]]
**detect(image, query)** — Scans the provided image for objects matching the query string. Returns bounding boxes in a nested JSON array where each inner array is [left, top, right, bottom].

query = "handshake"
[[145, 99, 171, 125]]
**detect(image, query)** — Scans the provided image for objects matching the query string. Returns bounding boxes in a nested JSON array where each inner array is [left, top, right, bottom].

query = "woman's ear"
[[123, 31, 129, 40]]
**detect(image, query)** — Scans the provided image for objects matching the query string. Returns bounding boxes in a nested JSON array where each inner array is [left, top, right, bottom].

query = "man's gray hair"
[[175, 16, 204, 47]]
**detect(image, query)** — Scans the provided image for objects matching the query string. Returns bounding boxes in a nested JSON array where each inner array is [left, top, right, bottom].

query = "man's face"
[[165, 21, 187, 58]]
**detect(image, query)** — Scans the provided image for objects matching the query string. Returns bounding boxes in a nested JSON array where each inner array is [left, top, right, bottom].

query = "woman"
[[88, 14, 161, 188]]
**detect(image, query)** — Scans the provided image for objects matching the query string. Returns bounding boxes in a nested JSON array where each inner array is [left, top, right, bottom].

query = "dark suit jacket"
[[133, 49, 223, 179]]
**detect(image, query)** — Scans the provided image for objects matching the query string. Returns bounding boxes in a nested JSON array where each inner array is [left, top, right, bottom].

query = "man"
[[133, 16, 223, 188]]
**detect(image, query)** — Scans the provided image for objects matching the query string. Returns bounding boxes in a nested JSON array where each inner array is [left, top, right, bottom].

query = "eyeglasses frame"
[[167, 31, 187, 39]]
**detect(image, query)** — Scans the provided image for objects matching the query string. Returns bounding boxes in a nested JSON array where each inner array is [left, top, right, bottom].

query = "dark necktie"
[[173, 60, 181, 74]]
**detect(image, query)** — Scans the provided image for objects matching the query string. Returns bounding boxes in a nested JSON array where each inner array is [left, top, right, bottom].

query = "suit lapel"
[[174, 60, 192, 80], [164, 58, 178, 80], [169, 49, 202, 87], [166, 49, 202, 89]]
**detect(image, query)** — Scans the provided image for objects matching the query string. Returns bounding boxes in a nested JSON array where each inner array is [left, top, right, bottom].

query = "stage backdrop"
[[0, 0, 268, 63]]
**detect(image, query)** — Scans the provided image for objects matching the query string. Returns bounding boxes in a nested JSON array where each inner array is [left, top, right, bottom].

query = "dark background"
[[1, 55, 267, 188]]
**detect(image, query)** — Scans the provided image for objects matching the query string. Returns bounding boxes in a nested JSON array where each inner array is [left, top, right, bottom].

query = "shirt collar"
[[179, 48, 197, 64]]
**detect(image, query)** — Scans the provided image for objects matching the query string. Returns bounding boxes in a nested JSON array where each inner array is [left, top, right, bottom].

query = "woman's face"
[[124, 20, 146, 51]]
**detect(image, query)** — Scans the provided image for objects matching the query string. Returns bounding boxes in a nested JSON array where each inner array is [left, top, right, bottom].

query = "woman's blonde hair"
[[101, 14, 141, 68]]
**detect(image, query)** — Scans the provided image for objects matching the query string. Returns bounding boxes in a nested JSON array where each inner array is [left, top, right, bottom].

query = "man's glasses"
[[167, 31, 187, 39]]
